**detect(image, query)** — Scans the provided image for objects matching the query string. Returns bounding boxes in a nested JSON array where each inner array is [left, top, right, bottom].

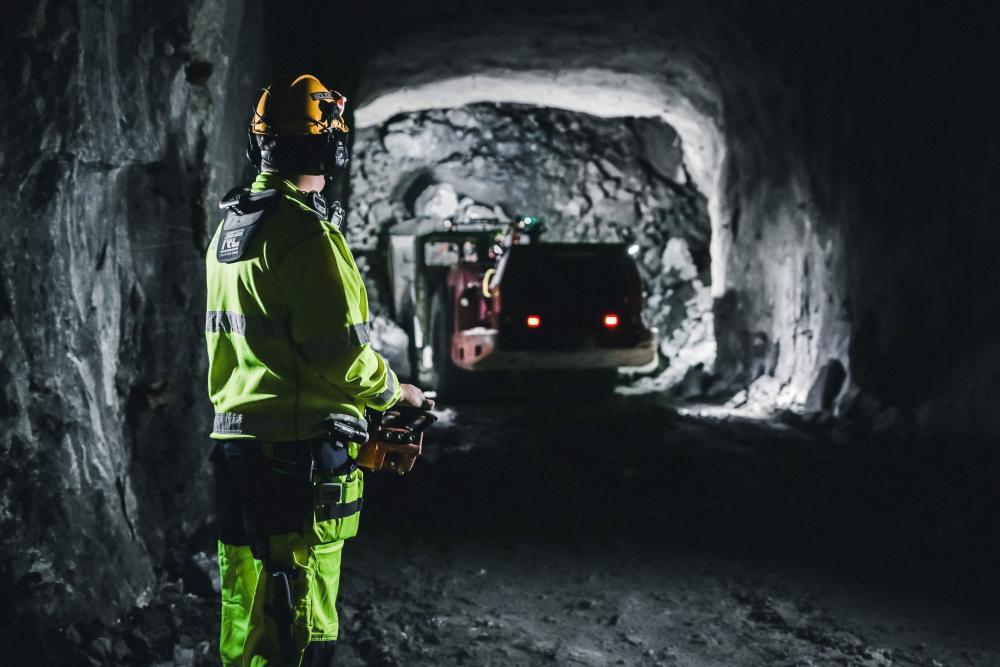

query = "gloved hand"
[[398, 383, 435, 409]]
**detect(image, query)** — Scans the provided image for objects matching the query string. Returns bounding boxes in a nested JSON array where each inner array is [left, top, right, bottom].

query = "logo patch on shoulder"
[[217, 211, 266, 263], [215, 188, 280, 263]]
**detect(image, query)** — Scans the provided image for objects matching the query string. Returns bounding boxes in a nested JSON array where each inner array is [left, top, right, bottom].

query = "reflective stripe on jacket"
[[205, 172, 400, 440]]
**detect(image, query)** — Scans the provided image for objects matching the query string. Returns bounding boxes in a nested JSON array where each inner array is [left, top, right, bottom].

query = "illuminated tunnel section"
[[346, 101, 715, 394]]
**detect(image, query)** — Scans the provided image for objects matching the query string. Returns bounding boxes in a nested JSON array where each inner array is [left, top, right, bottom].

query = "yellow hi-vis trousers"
[[218, 536, 343, 666]]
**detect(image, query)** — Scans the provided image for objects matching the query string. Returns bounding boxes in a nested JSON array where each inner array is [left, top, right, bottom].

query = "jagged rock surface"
[[349, 103, 713, 377], [0, 0, 262, 653]]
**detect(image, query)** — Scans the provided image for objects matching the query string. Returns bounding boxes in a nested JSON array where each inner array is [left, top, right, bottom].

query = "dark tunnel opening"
[[2, 1, 1000, 665]]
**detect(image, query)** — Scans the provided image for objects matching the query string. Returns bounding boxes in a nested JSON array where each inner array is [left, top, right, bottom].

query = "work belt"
[[215, 414, 368, 554], [213, 409, 381, 442]]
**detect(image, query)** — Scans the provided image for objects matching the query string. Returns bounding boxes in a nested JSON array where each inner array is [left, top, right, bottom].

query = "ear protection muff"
[[322, 130, 350, 173], [317, 97, 350, 173], [246, 120, 348, 174]]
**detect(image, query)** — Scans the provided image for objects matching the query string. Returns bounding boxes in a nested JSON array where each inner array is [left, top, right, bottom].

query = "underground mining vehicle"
[[387, 211, 657, 397]]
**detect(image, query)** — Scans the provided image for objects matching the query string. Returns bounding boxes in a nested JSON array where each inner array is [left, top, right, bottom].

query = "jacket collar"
[[252, 172, 328, 219], [252, 171, 308, 201]]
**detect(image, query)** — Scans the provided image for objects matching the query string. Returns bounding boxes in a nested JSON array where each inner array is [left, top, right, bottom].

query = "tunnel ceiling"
[[351, 14, 725, 250], [353, 68, 723, 215]]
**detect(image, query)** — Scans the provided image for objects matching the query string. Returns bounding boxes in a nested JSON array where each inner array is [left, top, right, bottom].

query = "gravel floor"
[[63, 395, 1000, 666]]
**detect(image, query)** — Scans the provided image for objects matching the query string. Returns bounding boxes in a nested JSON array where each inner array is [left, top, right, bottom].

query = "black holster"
[[264, 567, 298, 659]]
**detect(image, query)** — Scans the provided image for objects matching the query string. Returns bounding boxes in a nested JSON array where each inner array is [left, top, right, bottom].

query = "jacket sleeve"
[[276, 231, 401, 410]]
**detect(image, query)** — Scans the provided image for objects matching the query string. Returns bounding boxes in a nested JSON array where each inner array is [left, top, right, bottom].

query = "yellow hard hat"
[[246, 74, 351, 174], [249, 74, 349, 136]]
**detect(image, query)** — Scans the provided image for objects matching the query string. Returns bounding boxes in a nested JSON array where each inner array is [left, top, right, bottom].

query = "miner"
[[204, 74, 431, 666]]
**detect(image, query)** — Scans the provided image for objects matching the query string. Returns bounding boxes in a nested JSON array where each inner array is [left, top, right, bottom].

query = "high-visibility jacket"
[[205, 172, 400, 440]]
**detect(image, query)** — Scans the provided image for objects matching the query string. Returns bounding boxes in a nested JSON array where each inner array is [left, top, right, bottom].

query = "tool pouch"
[[306, 425, 365, 545], [307, 466, 363, 545]]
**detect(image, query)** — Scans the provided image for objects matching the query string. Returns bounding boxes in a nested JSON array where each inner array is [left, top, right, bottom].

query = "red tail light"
[[603, 313, 620, 328], [526, 315, 542, 328]]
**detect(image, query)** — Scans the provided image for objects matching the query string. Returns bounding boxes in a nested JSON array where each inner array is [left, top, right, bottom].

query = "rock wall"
[[348, 103, 713, 381], [828, 5, 1000, 436], [0, 0, 262, 647], [711, 2, 1000, 434]]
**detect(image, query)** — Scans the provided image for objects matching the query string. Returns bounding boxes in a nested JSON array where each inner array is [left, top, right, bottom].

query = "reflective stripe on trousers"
[[219, 539, 343, 666]]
